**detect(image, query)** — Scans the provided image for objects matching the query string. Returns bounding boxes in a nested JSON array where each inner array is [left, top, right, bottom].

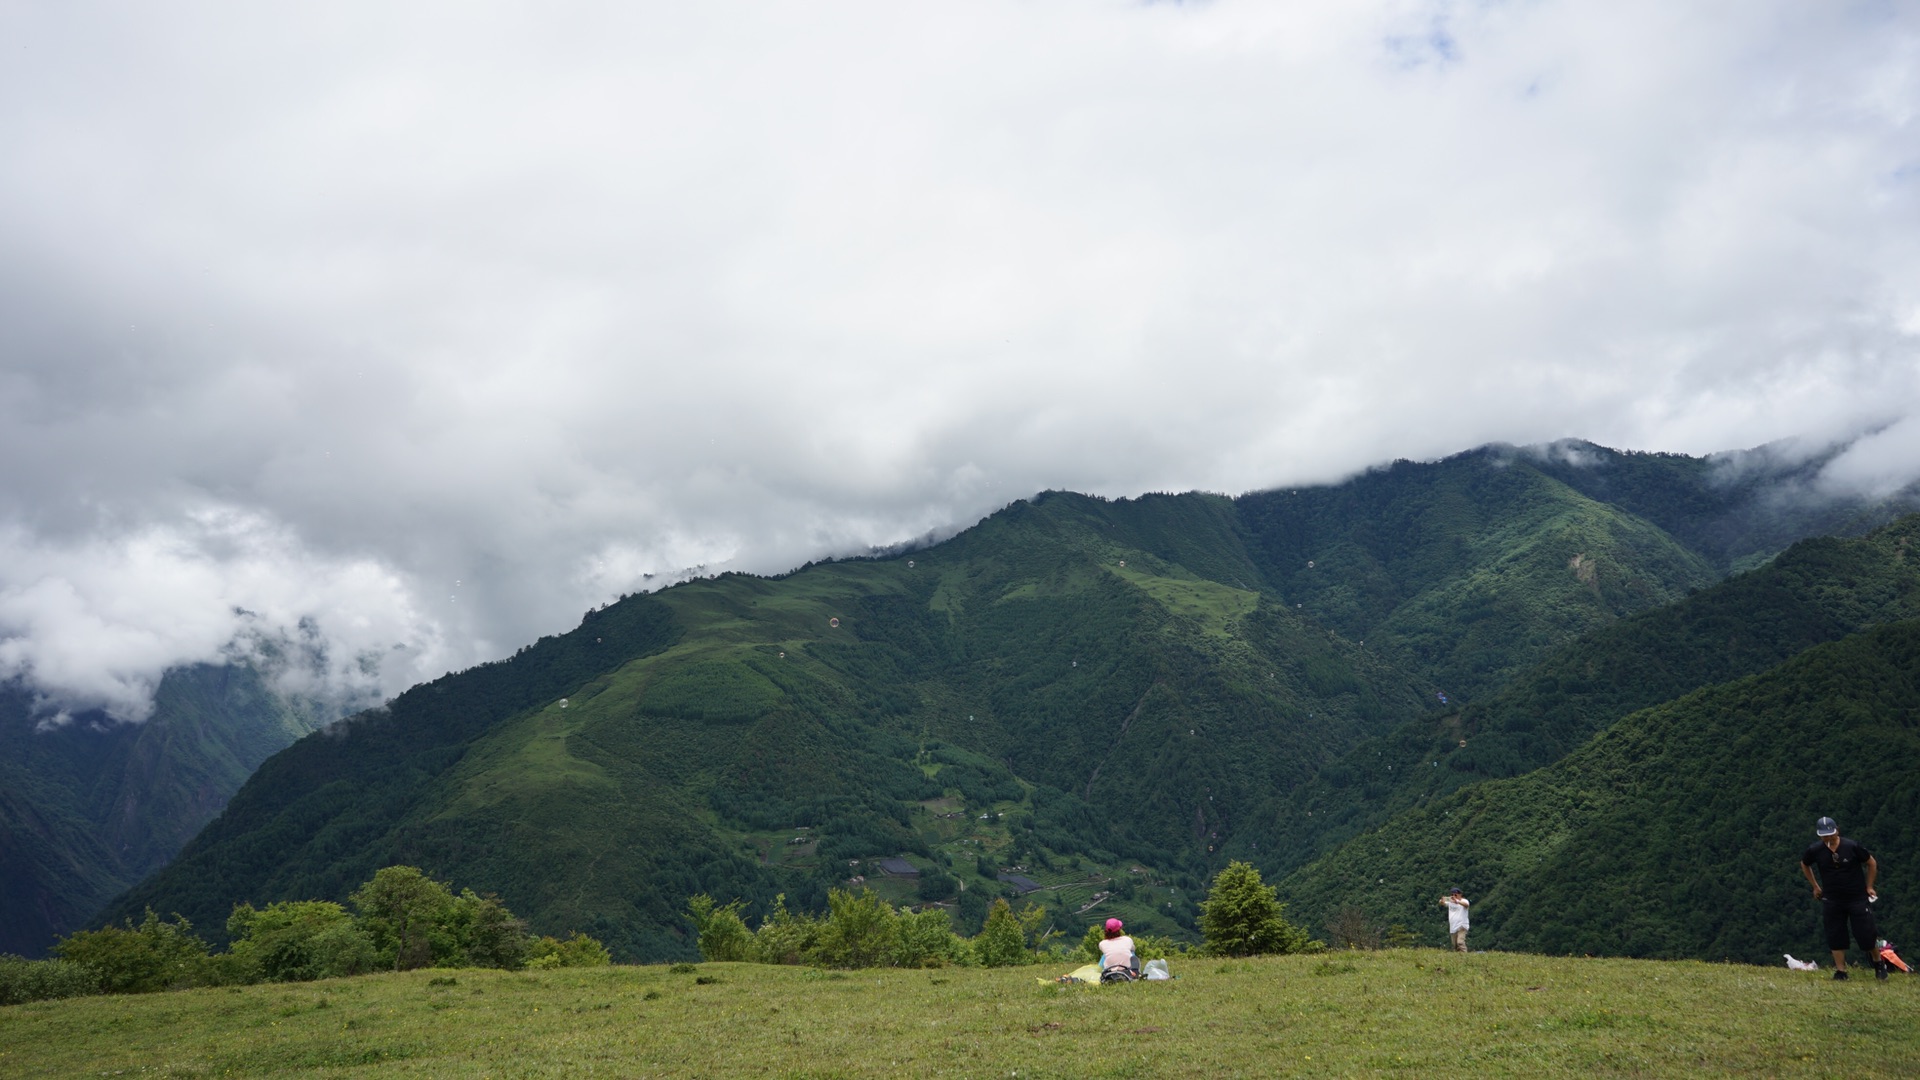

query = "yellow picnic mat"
[[1040, 963, 1103, 985]]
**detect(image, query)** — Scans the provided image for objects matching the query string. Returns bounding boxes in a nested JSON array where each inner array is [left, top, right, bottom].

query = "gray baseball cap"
[[1816, 816, 1838, 837]]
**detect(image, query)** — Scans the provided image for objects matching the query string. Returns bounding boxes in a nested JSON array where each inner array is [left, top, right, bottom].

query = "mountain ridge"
[[66, 438, 1920, 963]]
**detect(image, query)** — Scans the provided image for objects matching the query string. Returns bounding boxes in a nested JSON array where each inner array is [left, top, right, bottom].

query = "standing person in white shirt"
[[1440, 888, 1470, 952]]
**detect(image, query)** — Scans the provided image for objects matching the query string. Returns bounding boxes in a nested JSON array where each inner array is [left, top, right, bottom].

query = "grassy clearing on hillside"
[[5, 950, 1916, 1078]]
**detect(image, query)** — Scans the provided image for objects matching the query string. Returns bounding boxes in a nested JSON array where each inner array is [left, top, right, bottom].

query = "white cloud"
[[1819, 418, 1920, 499], [0, 509, 441, 722], [0, 0, 1917, 717]]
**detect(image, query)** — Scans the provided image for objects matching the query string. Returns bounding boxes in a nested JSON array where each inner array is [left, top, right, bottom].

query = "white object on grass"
[[1785, 954, 1819, 971], [1143, 959, 1172, 981]]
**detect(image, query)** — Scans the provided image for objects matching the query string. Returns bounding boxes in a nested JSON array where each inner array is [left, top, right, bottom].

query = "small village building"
[[997, 873, 1042, 894]]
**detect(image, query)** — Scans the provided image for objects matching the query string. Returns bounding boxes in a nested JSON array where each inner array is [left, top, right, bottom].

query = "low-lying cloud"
[[1, 0, 1916, 720], [0, 509, 438, 722]]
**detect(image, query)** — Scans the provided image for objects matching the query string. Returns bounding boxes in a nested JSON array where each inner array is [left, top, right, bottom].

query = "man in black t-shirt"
[[1800, 816, 1883, 980]]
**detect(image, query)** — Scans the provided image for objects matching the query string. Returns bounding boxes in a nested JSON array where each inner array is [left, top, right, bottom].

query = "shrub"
[[892, 907, 961, 968], [0, 956, 102, 1005], [973, 899, 1028, 967], [814, 889, 898, 969], [1324, 906, 1382, 951], [1198, 861, 1319, 957], [227, 901, 377, 982], [751, 895, 818, 965], [341, 868, 534, 971], [447, 890, 529, 969], [1075, 924, 1107, 962], [686, 895, 757, 962], [952, 888, 991, 936], [307, 922, 381, 976], [916, 868, 960, 902], [524, 932, 612, 969], [198, 949, 259, 987], [52, 910, 211, 994]]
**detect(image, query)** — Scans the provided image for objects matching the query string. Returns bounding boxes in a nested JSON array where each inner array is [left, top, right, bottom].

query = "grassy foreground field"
[[4, 950, 1916, 1078]]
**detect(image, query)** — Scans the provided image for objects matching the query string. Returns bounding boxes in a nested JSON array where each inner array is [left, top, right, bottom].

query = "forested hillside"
[[106, 492, 1443, 959], [1236, 449, 1713, 700], [0, 666, 332, 957], [85, 440, 1920, 963], [1249, 516, 1920, 875], [1236, 440, 1914, 701], [1526, 439, 1902, 574], [1276, 620, 1920, 964]]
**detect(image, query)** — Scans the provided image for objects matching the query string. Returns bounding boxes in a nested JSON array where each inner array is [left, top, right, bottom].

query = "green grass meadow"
[[5, 950, 1917, 1078]]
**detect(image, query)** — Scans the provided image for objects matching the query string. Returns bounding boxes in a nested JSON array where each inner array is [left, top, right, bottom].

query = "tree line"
[[0, 866, 610, 1006], [687, 861, 1319, 969], [4, 860, 1317, 1008]]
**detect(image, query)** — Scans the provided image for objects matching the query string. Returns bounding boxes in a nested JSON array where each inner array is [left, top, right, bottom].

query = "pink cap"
[[1105, 918, 1124, 933]]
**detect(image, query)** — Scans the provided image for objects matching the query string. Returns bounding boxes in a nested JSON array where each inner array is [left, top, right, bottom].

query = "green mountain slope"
[[107, 492, 1444, 959], [94, 440, 1904, 963], [1277, 619, 1920, 964], [1235, 450, 1718, 700], [0, 665, 330, 957], [1252, 516, 1920, 875]]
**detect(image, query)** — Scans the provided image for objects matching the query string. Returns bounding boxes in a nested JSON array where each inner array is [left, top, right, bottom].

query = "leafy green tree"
[[973, 898, 1028, 967], [525, 932, 612, 968], [916, 867, 959, 902], [686, 895, 756, 962], [1199, 861, 1318, 957], [892, 907, 961, 968], [952, 888, 991, 936], [751, 894, 818, 965], [226, 900, 376, 981], [350, 866, 456, 971], [446, 890, 528, 969], [814, 889, 898, 968], [52, 910, 210, 993]]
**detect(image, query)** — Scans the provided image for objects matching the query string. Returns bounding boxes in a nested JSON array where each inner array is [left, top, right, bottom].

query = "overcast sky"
[[2, 1, 1917, 722]]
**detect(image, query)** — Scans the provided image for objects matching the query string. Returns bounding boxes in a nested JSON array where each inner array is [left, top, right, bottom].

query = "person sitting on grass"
[[1099, 918, 1139, 981]]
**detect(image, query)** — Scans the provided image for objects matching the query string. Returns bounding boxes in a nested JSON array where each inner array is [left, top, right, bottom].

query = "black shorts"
[[1822, 897, 1876, 953]]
